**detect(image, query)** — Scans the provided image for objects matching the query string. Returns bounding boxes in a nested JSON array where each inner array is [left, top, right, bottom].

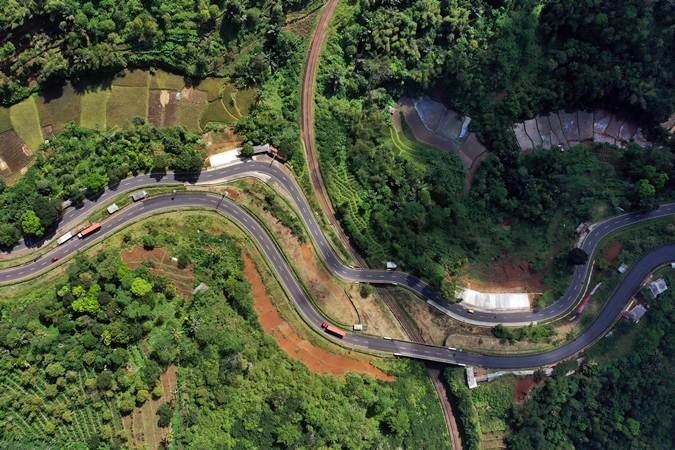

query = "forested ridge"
[[0, 0, 312, 105], [340, 0, 674, 125], [314, 0, 675, 297]]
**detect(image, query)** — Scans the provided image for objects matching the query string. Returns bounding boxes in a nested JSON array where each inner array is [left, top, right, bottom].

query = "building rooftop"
[[466, 367, 478, 389], [649, 278, 668, 298], [131, 190, 147, 201], [626, 304, 647, 323]]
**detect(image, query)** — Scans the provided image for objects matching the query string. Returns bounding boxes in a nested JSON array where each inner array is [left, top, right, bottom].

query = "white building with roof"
[[648, 278, 668, 299], [626, 304, 647, 323]]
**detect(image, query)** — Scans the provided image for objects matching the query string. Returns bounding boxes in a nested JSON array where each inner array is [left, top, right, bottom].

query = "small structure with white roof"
[[106, 203, 119, 215], [626, 304, 647, 323], [131, 190, 147, 202], [466, 367, 478, 389], [617, 263, 628, 274], [648, 278, 668, 299]]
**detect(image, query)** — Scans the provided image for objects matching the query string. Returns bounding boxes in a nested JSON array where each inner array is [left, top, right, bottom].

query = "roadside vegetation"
[[444, 282, 674, 450], [0, 213, 450, 449], [0, 124, 204, 248], [507, 287, 674, 449]]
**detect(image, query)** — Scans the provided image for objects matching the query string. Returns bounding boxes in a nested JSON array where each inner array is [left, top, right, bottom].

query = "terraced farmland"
[[0, 70, 257, 182]]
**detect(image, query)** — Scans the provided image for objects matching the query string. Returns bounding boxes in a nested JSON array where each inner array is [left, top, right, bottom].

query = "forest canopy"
[[0, 0, 313, 105], [340, 0, 674, 125]]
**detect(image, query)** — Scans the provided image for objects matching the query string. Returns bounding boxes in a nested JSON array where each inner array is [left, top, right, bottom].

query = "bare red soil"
[[121, 246, 195, 299], [514, 376, 542, 403], [603, 241, 623, 265], [243, 253, 393, 381], [465, 258, 544, 293]]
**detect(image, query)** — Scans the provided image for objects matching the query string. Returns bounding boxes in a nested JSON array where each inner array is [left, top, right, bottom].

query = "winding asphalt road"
[[0, 159, 674, 368]]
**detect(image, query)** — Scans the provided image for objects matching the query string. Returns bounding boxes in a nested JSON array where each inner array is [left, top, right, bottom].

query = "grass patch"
[[80, 88, 110, 130], [0, 107, 12, 133], [586, 320, 642, 364], [200, 99, 239, 127], [195, 78, 224, 101], [232, 87, 257, 116], [391, 113, 443, 166], [220, 84, 257, 120], [87, 185, 185, 223], [149, 70, 185, 91], [471, 377, 516, 434], [107, 85, 149, 128], [175, 90, 207, 131], [37, 82, 81, 132], [9, 96, 43, 150], [112, 69, 150, 87]]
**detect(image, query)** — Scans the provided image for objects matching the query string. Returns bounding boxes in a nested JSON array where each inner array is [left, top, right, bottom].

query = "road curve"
[[3, 159, 675, 329], [2, 189, 673, 369]]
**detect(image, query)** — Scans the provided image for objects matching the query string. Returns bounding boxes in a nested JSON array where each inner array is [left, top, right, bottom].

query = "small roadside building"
[[575, 222, 589, 235], [648, 278, 668, 299], [131, 190, 147, 202], [466, 367, 478, 389], [106, 203, 119, 215], [626, 304, 647, 323], [617, 263, 628, 274]]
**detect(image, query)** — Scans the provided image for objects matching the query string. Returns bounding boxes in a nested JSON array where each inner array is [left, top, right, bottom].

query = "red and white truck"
[[77, 223, 101, 239], [321, 321, 346, 338]]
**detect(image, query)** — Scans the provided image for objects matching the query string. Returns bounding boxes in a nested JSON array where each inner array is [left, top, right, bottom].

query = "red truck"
[[77, 223, 101, 239], [321, 321, 346, 338]]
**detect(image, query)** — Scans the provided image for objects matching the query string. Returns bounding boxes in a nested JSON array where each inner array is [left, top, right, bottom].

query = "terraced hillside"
[[0, 70, 256, 182]]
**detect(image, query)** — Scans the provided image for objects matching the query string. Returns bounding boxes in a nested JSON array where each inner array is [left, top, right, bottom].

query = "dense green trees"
[[0, 0, 314, 105], [506, 288, 675, 449], [444, 368, 481, 450], [314, 1, 674, 297], [340, 0, 673, 124]]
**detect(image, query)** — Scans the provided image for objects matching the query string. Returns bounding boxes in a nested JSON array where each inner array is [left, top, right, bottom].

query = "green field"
[[471, 377, 516, 434], [107, 86, 150, 128], [196, 77, 224, 101], [149, 70, 185, 90], [1, 70, 257, 181], [174, 90, 207, 131], [112, 69, 149, 87], [200, 98, 239, 127], [0, 107, 12, 133], [9, 96, 43, 150], [37, 83, 81, 132], [80, 88, 110, 130]]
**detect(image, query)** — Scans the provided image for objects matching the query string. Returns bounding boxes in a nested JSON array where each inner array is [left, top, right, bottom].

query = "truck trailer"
[[57, 231, 74, 245], [321, 321, 346, 338], [77, 223, 101, 239]]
